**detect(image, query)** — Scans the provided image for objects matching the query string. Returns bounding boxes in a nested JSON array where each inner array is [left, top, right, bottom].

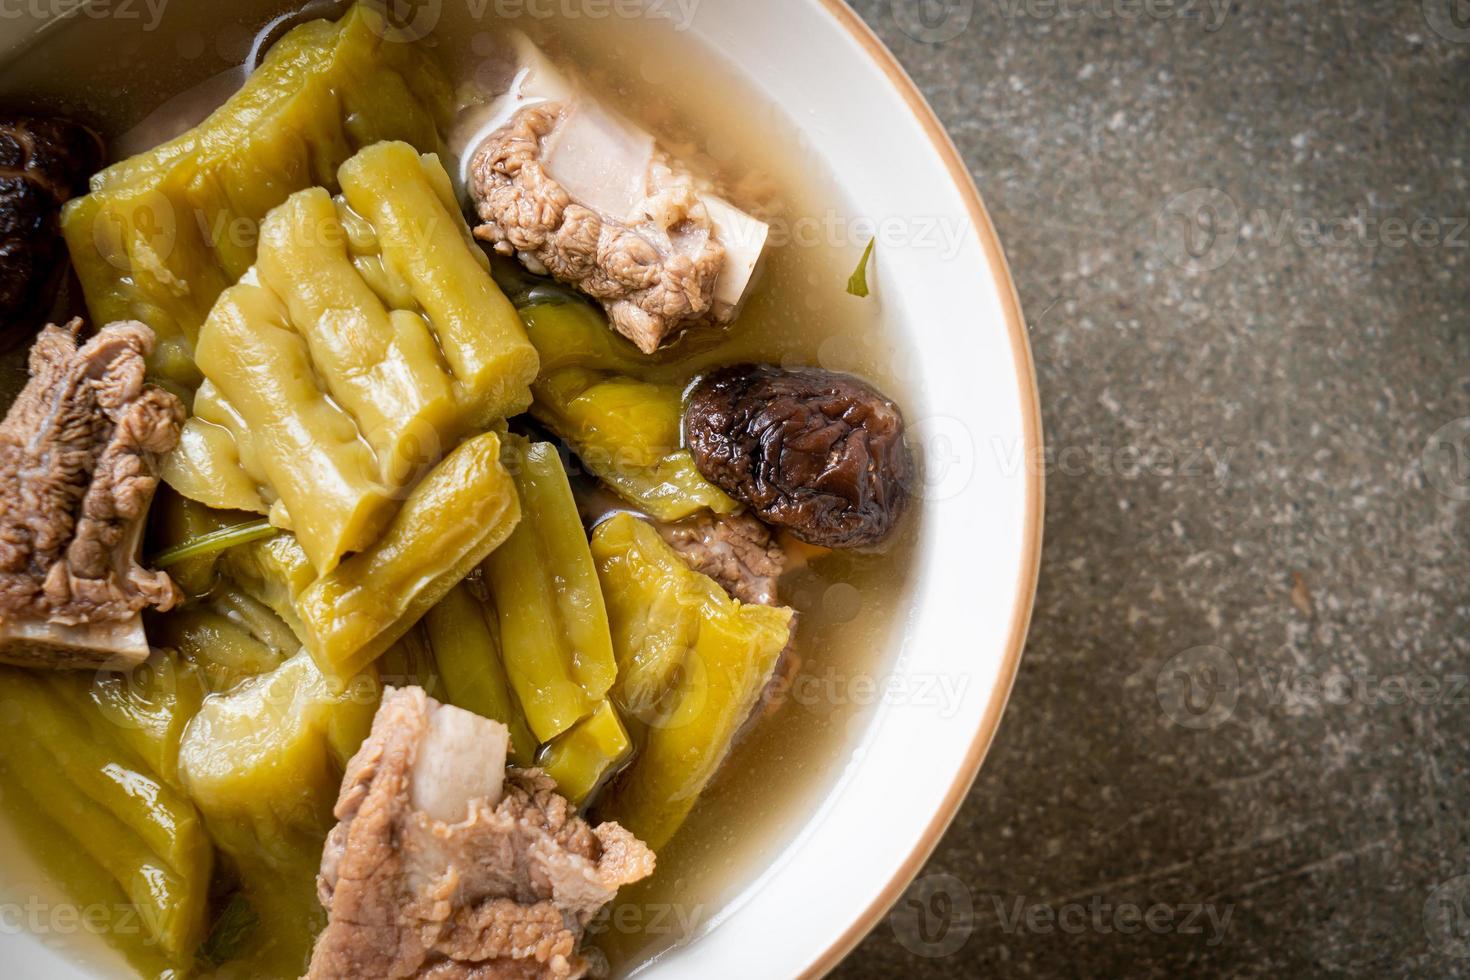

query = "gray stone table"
[[834, 1, 1469, 976]]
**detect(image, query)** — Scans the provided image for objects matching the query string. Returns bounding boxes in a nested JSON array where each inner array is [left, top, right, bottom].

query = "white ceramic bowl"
[[0, 1, 1041, 976]]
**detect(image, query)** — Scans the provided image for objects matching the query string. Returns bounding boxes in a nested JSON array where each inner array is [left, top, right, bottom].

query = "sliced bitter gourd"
[[61, 3, 453, 389]]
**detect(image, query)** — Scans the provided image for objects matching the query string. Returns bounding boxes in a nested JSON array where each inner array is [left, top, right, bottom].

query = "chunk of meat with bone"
[[657, 510, 786, 607], [465, 34, 768, 353], [685, 364, 911, 550], [0, 114, 103, 343], [0, 319, 183, 669], [309, 687, 655, 980]]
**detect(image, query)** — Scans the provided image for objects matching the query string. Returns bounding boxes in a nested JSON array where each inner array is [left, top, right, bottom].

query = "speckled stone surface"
[[834, 1, 1469, 976]]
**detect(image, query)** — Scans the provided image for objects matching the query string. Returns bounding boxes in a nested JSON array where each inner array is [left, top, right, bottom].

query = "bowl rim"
[[798, 3, 1045, 976]]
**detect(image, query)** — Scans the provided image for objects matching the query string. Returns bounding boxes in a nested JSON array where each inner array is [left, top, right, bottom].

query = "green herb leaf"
[[152, 519, 278, 569], [847, 238, 876, 298]]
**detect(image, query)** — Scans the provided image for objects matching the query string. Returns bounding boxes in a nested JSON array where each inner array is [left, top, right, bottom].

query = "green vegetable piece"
[[484, 435, 617, 743], [519, 296, 654, 377], [536, 700, 633, 808], [169, 141, 538, 580], [0, 669, 213, 962], [847, 237, 876, 297], [60, 4, 453, 388], [257, 186, 458, 489], [180, 652, 377, 978], [296, 430, 522, 682], [0, 763, 186, 979], [222, 533, 318, 642], [424, 583, 537, 766], [161, 411, 272, 517], [196, 280, 395, 575], [151, 518, 277, 570], [147, 604, 288, 696], [530, 366, 738, 522], [518, 301, 737, 521], [163, 380, 277, 518], [180, 652, 374, 849], [590, 514, 793, 851], [209, 585, 306, 659], [536, 368, 684, 469], [145, 487, 261, 597], [86, 649, 205, 788], [378, 623, 444, 697], [338, 142, 539, 428]]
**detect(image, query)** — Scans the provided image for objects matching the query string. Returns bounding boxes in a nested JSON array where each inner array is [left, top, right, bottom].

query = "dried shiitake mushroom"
[[684, 364, 911, 550], [0, 113, 104, 344]]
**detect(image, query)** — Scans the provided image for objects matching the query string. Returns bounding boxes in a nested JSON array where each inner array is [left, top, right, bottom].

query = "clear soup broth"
[[0, 2, 920, 974]]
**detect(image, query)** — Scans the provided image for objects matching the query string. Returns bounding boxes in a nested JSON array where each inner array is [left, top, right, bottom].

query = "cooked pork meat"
[[657, 510, 785, 607], [0, 114, 103, 342], [685, 364, 912, 550], [309, 687, 655, 980], [0, 319, 183, 669], [465, 36, 768, 354]]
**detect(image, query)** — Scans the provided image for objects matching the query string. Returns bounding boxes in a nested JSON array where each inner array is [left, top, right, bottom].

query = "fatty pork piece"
[[464, 34, 769, 354], [0, 319, 183, 669], [309, 687, 655, 980]]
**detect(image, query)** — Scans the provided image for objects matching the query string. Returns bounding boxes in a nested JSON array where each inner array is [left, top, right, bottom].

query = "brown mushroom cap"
[[684, 364, 911, 550], [0, 113, 104, 342]]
